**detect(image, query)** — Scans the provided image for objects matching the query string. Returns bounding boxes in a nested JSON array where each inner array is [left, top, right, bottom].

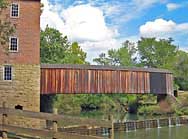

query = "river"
[[69, 111, 188, 139], [115, 125, 188, 139]]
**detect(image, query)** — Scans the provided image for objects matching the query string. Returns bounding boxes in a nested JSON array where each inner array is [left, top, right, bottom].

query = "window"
[[9, 37, 18, 52], [4, 66, 12, 81], [11, 3, 19, 17]]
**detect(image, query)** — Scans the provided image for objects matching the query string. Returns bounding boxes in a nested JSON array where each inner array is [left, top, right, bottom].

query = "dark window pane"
[[4, 66, 12, 81], [10, 37, 18, 51], [11, 4, 19, 17]]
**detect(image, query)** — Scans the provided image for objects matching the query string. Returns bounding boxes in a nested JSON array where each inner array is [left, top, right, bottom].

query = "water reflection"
[[115, 125, 188, 139], [78, 111, 172, 122]]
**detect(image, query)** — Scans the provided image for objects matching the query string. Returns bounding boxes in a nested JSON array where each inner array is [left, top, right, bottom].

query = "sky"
[[40, 0, 188, 63]]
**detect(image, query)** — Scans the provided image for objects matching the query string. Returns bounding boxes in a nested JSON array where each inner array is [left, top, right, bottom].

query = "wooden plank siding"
[[40, 64, 173, 95]]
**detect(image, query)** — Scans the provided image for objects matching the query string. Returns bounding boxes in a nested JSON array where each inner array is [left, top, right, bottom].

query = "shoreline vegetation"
[[52, 91, 188, 119]]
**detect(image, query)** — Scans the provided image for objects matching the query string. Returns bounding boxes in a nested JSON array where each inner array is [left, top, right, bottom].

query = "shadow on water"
[[115, 125, 188, 139], [76, 111, 169, 121]]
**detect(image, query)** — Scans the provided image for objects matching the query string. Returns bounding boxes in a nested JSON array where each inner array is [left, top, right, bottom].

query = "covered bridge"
[[40, 64, 173, 95]]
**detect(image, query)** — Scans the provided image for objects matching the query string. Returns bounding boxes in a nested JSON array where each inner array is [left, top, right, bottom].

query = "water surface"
[[115, 125, 188, 139]]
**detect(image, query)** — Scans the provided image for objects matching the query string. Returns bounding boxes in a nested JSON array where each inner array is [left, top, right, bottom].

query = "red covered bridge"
[[40, 64, 173, 95]]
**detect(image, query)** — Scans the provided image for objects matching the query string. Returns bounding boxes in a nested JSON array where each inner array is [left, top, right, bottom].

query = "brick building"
[[0, 0, 41, 126]]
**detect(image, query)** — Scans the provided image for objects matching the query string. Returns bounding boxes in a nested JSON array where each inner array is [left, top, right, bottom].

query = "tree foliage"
[[40, 26, 69, 63], [0, 1, 14, 47], [174, 50, 188, 78], [174, 50, 188, 90], [63, 42, 87, 64], [40, 26, 87, 64], [137, 37, 177, 69], [0, 0, 8, 9], [93, 41, 134, 66]]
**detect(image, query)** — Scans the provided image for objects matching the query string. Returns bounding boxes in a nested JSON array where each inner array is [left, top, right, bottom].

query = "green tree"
[[40, 26, 70, 63], [137, 37, 177, 69], [174, 50, 188, 90], [0, 1, 14, 47], [0, 0, 7, 8], [40, 26, 87, 64], [93, 42, 134, 66], [63, 42, 87, 64], [93, 53, 110, 65], [175, 50, 188, 78]]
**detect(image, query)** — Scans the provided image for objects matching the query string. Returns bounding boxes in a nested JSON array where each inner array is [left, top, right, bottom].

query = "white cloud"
[[140, 18, 188, 38], [81, 39, 121, 62], [119, 0, 162, 22], [40, 0, 64, 31], [62, 4, 118, 42], [73, 0, 164, 26], [73, 0, 85, 5], [132, 0, 160, 8], [166, 3, 181, 11], [40, 0, 120, 63]]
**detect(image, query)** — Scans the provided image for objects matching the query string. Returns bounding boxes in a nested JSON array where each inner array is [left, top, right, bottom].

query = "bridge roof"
[[41, 64, 172, 74]]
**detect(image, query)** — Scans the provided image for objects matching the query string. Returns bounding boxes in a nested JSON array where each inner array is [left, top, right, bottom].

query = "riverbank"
[[49, 91, 188, 119]]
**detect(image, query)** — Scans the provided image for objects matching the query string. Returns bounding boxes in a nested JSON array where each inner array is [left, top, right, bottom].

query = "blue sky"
[[41, 0, 188, 62]]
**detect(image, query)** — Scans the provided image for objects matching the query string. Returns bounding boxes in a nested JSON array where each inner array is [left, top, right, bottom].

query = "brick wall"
[[0, 0, 40, 64]]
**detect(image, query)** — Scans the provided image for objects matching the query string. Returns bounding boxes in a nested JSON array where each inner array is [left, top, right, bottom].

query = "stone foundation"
[[0, 64, 42, 128]]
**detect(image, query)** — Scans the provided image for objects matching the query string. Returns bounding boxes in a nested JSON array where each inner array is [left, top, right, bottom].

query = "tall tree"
[[174, 50, 188, 90], [93, 53, 110, 65], [40, 26, 87, 64], [93, 42, 134, 66], [63, 42, 87, 64], [137, 38, 177, 69], [40, 26, 69, 63], [175, 50, 188, 78]]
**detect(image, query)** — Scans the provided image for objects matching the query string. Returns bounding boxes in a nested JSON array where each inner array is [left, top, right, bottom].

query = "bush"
[[138, 105, 161, 115], [175, 107, 188, 116], [54, 94, 122, 114], [175, 108, 184, 116], [175, 77, 188, 91], [54, 94, 81, 114]]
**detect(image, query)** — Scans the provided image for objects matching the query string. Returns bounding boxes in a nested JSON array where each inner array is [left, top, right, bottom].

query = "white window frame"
[[3, 65, 13, 81], [10, 3, 20, 18], [9, 37, 19, 52]]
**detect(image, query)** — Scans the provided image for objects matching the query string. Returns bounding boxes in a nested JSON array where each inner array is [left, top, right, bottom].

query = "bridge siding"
[[40, 68, 156, 94]]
